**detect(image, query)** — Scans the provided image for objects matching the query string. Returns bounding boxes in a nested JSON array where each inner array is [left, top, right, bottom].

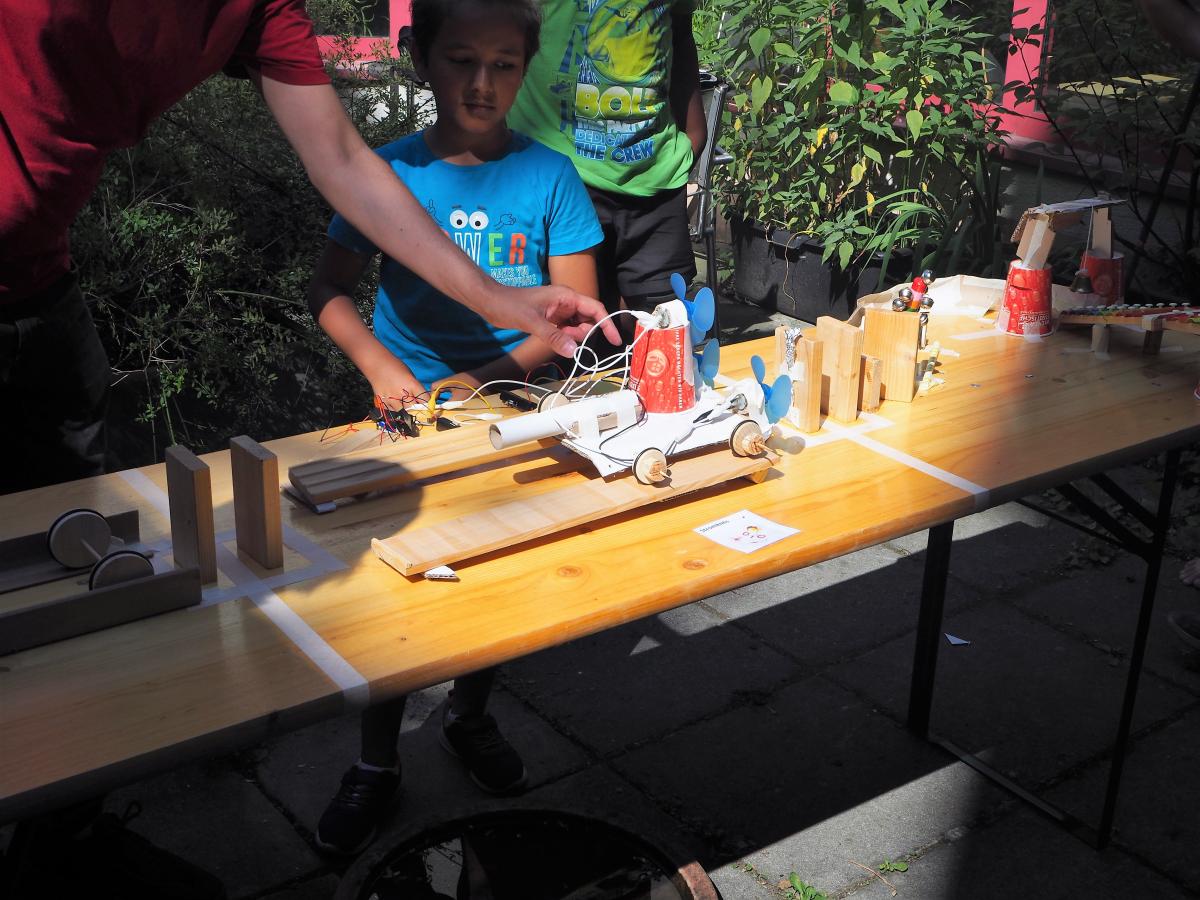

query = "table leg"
[[907, 521, 954, 738], [1095, 447, 1180, 847]]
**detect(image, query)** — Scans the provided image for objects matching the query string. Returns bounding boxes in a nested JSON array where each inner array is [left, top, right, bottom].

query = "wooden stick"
[[230, 436, 283, 570], [165, 445, 217, 584], [0, 568, 202, 655], [795, 338, 823, 432], [860, 355, 883, 413], [373, 448, 778, 575]]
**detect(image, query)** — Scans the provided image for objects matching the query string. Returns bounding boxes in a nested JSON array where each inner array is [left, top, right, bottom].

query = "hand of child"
[[486, 283, 620, 357], [364, 355, 427, 411]]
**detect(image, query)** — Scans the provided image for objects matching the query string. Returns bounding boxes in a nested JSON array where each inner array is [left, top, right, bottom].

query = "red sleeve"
[[226, 0, 328, 85]]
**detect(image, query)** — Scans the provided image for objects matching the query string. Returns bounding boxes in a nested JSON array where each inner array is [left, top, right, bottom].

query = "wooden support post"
[[862, 308, 921, 403], [230, 436, 283, 570], [860, 355, 883, 413], [816, 316, 863, 423], [165, 445, 217, 584], [794, 337, 823, 432], [1090, 323, 1110, 354]]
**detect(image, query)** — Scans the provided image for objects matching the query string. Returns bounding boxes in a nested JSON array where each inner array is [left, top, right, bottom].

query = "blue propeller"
[[750, 355, 793, 424], [692, 338, 721, 388], [670, 273, 715, 340]]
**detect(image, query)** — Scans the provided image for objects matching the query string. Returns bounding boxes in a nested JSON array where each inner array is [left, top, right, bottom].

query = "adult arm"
[[307, 240, 427, 407], [441, 249, 601, 397], [670, 6, 707, 162], [258, 76, 620, 353]]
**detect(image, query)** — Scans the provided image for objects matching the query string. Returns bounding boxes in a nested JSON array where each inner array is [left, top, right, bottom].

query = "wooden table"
[[3, 315, 1198, 844]]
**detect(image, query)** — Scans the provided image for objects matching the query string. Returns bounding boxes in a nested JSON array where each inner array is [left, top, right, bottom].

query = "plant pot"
[[731, 217, 915, 321], [335, 806, 722, 899]]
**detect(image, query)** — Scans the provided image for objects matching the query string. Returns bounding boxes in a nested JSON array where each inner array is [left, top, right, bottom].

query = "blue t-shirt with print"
[[327, 131, 603, 388]]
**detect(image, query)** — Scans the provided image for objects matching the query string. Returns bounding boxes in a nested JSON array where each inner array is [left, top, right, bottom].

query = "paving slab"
[[830, 599, 1197, 786], [258, 684, 588, 837], [704, 545, 983, 667], [609, 675, 990, 874], [1047, 706, 1200, 895], [261, 873, 341, 899], [882, 501, 1086, 595], [1010, 554, 1200, 694], [106, 759, 323, 899], [840, 804, 1194, 900], [708, 757, 1006, 898], [503, 602, 797, 755]]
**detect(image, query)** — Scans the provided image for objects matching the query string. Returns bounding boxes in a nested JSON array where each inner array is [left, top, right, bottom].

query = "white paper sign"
[[694, 510, 800, 553]]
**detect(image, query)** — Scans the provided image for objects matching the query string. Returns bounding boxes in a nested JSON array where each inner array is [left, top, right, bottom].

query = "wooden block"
[[1016, 215, 1056, 270], [860, 355, 882, 413], [1092, 207, 1112, 257], [862, 308, 921, 403], [0, 510, 142, 595], [373, 448, 779, 576], [0, 568, 202, 655], [230, 436, 283, 570], [1143, 330, 1164, 354], [816, 317, 863, 423], [165, 445, 217, 584], [794, 337, 823, 432], [1090, 324, 1110, 354]]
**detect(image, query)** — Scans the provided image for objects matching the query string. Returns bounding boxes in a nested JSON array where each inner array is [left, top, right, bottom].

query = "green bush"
[[72, 1, 420, 466]]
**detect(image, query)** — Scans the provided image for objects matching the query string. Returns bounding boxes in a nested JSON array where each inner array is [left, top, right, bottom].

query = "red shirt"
[[0, 0, 329, 304]]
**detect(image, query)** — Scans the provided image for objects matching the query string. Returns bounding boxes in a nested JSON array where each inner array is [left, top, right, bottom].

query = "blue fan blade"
[[765, 374, 792, 423], [670, 272, 688, 301], [687, 286, 715, 337], [750, 354, 767, 385], [700, 339, 720, 386]]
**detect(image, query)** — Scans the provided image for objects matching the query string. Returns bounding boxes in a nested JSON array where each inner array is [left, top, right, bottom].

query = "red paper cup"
[[1080, 251, 1124, 306], [1002, 262, 1053, 336], [629, 322, 696, 413]]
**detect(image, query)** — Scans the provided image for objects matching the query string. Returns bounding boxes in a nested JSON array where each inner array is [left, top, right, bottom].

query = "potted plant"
[[696, 0, 1003, 319]]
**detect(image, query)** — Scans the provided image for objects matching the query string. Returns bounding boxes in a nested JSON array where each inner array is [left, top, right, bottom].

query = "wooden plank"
[[0, 568, 202, 656], [860, 355, 883, 413], [230, 436, 283, 569], [862, 308, 920, 403], [816, 316, 863, 423], [795, 337, 823, 432], [288, 426, 552, 506], [0, 510, 141, 595], [165, 445, 217, 584], [373, 448, 779, 575]]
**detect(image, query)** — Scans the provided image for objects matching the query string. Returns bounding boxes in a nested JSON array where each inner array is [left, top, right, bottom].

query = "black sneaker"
[[315, 765, 400, 856], [439, 710, 528, 794]]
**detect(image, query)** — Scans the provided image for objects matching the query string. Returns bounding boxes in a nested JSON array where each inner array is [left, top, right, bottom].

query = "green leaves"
[[750, 76, 774, 115], [905, 108, 924, 140], [828, 81, 858, 105], [749, 27, 772, 59]]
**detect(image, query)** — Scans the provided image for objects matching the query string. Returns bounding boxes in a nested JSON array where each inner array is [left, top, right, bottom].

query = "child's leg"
[[360, 694, 408, 768], [448, 668, 495, 718], [440, 668, 527, 794]]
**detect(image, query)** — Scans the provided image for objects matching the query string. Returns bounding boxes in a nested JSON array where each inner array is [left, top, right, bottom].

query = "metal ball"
[[899, 287, 914, 300], [921, 269, 935, 284], [920, 296, 934, 308], [892, 297, 907, 311]]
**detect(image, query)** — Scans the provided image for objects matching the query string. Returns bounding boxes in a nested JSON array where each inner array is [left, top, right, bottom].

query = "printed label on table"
[[694, 510, 799, 553]]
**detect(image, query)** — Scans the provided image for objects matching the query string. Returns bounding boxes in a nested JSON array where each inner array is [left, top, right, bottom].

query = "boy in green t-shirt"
[[508, 0, 706, 339]]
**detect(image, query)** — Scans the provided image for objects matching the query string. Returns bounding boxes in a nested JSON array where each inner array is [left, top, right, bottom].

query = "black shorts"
[[586, 185, 696, 315]]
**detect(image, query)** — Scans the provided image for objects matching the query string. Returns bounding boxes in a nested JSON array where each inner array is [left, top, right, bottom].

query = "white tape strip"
[[821, 421, 991, 509], [950, 330, 1007, 341], [777, 411, 895, 446], [117, 468, 367, 706]]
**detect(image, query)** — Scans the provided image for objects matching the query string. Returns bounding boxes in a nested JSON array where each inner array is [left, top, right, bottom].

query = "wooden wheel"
[[538, 391, 570, 412], [88, 550, 154, 590], [729, 420, 765, 457], [632, 448, 668, 485], [46, 508, 111, 569]]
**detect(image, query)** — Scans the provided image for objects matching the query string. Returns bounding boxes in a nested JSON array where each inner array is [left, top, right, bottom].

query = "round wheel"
[[46, 508, 111, 569], [537, 391, 569, 412], [729, 420, 765, 457], [633, 448, 668, 485], [89, 550, 154, 590]]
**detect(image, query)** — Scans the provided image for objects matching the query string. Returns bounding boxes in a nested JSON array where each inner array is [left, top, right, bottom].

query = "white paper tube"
[[488, 390, 642, 449]]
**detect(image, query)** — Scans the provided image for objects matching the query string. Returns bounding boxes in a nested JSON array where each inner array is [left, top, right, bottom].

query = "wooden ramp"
[[372, 449, 778, 576]]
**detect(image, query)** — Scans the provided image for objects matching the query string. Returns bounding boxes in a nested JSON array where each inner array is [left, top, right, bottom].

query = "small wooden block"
[[794, 337, 823, 432], [230, 436, 283, 570], [1090, 324, 1110, 354], [1143, 330, 1164, 354], [860, 355, 882, 413], [1092, 207, 1112, 257], [816, 317, 863, 423], [1017, 216, 1057, 270], [862, 308, 921, 403], [165, 445, 217, 584]]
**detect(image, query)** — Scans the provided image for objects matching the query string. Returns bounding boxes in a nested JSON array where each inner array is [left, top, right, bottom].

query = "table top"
[[3, 314, 1198, 822]]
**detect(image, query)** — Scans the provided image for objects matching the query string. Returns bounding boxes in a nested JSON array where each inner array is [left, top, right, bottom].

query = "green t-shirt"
[[508, 0, 694, 196]]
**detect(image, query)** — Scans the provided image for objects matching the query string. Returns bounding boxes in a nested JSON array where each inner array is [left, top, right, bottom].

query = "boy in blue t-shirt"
[[307, 0, 602, 855]]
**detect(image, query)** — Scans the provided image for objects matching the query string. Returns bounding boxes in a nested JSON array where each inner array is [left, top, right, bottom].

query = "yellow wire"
[[429, 380, 498, 415]]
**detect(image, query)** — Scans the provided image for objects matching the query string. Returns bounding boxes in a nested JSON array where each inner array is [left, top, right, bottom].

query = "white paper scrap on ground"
[[695, 510, 799, 553], [425, 565, 459, 581], [945, 633, 971, 646]]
